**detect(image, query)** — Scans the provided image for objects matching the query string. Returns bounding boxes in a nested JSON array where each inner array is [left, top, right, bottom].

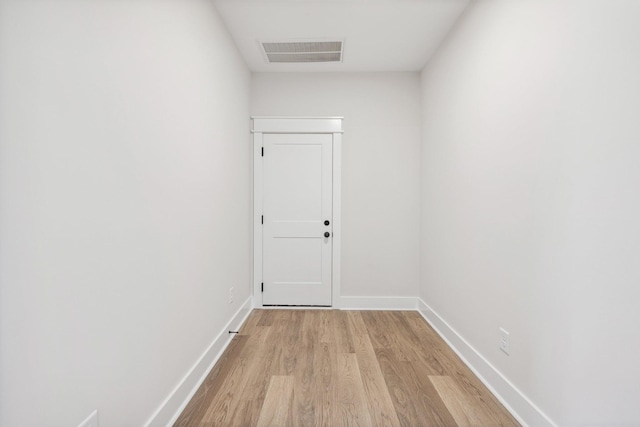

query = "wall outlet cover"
[[499, 327, 510, 355]]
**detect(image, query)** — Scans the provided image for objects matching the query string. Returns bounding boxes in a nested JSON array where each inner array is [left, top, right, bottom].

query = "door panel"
[[262, 133, 332, 306], [268, 238, 322, 282]]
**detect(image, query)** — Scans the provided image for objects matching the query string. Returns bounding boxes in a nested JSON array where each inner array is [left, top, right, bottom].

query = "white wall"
[[252, 73, 421, 299], [420, 1, 640, 426], [0, 1, 251, 426]]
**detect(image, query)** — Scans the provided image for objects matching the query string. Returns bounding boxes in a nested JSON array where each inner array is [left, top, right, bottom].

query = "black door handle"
[[324, 220, 330, 226], [324, 232, 331, 238]]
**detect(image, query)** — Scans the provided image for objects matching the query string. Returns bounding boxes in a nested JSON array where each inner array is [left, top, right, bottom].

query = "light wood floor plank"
[[347, 311, 401, 427], [334, 309, 356, 353], [431, 375, 487, 426], [335, 353, 374, 427], [405, 311, 471, 375], [400, 360, 459, 426], [231, 322, 285, 426], [376, 347, 427, 426], [432, 375, 520, 427], [316, 339, 337, 426], [318, 309, 335, 344], [256, 375, 294, 427], [293, 311, 322, 426], [365, 311, 423, 362], [230, 399, 262, 427], [275, 309, 304, 375], [255, 309, 276, 326], [201, 326, 271, 424]]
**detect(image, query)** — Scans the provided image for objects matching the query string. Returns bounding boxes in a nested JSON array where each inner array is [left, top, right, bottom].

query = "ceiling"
[[212, 0, 470, 73]]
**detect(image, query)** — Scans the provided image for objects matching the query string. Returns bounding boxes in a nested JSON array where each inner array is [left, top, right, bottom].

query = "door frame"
[[251, 116, 343, 308]]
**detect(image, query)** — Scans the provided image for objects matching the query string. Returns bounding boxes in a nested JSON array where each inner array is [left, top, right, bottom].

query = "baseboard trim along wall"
[[144, 297, 253, 427], [417, 298, 557, 427], [338, 296, 418, 310]]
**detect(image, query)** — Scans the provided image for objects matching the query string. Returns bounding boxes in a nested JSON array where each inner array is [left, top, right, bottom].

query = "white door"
[[262, 133, 333, 306]]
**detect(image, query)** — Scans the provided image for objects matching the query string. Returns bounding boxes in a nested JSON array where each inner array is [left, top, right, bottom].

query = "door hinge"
[[261, 282, 264, 292], [261, 215, 263, 224], [261, 147, 264, 157]]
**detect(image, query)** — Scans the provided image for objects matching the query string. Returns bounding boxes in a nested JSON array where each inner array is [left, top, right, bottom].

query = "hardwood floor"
[[174, 310, 520, 427]]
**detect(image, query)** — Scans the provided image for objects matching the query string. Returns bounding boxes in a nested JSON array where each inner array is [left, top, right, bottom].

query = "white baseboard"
[[144, 297, 253, 427], [339, 296, 418, 310], [417, 298, 557, 427]]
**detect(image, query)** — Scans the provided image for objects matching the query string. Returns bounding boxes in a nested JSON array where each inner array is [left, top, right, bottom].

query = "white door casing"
[[252, 117, 342, 307]]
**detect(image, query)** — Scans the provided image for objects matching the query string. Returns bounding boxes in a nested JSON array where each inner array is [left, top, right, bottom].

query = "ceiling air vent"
[[260, 40, 343, 63]]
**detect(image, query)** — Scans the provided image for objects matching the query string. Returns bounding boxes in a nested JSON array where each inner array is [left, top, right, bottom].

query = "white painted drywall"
[[252, 73, 421, 298], [420, 1, 640, 425], [0, 1, 251, 426]]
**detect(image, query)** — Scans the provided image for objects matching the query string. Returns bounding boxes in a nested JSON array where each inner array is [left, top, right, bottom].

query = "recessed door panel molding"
[[252, 117, 342, 307]]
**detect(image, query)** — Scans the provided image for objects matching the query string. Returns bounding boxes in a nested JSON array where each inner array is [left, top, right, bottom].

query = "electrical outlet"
[[499, 328, 510, 355], [229, 286, 234, 304], [78, 410, 98, 427]]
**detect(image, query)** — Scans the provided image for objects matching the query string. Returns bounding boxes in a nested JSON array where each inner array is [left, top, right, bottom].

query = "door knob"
[[324, 220, 330, 226], [324, 232, 331, 238]]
